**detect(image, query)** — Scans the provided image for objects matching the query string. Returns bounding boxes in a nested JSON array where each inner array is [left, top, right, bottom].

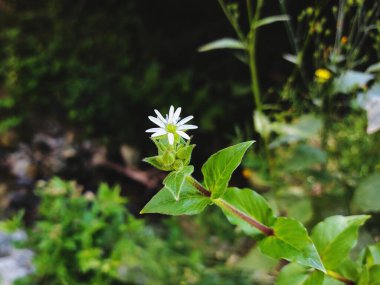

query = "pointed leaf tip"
[[202, 141, 254, 198]]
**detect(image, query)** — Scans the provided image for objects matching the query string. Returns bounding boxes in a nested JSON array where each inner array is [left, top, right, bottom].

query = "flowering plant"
[[141, 107, 380, 285]]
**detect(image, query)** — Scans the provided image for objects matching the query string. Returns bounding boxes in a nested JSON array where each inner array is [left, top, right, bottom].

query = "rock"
[[0, 231, 33, 285]]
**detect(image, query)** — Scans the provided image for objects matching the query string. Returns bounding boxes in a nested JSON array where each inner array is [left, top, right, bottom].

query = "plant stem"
[[247, 0, 274, 174], [283, 0, 330, 90], [247, 0, 263, 111], [214, 198, 274, 236], [326, 270, 355, 285], [187, 175, 273, 236], [187, 176, 211, 197], [246, 0, 253, 24], [218, 0, 245, 42], [333, 0, 346, 59], [278, 0, 298, 55]]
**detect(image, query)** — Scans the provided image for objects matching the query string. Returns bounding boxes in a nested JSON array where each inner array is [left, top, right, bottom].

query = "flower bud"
[[172, 159, 184, 171], [177, 144, 194, 161], [162, 151, 176, 166]]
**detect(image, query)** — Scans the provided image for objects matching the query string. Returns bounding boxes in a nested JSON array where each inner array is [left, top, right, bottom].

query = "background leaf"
[[366, 62, 380, 73], [252, 15, 290, 29], [270, 115, 322, 148], [254, 110, 271, 140], [357, 83, 380, 134], [333, 70, 374, 94], [198, 38, 246, 52], [351, 173, 380, 213], [202, 141, 254, 198], [311, 215, 370, 270], [259, 217, 325, 272], [284, 144, 327, 172]]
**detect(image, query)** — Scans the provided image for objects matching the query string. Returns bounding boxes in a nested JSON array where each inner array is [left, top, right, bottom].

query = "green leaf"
[[252, 15, 290, 30], [369, 265, 380, 285], [198, 38, 246, 52], [364, 243, 380, 266], [311, 215, 370, 270], [163, 166, 194, 200], [276, 263, 324, 285], [218, 187, 276, 236], [333, 258, 360, 282], [283, 53, 300, 66], [140, 178, 210, 215], [202, 141, 254, 198], [322, 276, 345, 285], [259, 217, 325, 272], [358, 267, 370, 285], [351, 173, 380, 213]]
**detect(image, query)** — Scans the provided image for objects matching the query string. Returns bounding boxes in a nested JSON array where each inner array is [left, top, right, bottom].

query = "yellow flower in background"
[[242, 168, 253, 179], [341, 36, 348, 45], [315, 68, 332, 83]]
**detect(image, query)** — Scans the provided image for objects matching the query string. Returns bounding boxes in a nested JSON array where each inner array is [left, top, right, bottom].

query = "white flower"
[[146, 105, 198, 145]]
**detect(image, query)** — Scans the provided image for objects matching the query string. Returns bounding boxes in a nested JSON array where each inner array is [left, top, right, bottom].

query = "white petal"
[[177, 131, 190, 140], [173, 107, 182, 123], [146, 127, 164, 133], [177, 115, 193, 126], [168, 106, 174, 122], [151, 129, 167, 137], [167, 132, 174, 145], [177, 124, 198, 130], [148, 116, 166, 128], [154, 109, 167, 123]]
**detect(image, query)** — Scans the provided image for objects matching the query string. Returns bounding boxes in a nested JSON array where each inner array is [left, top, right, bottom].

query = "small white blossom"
[[146, 106, 197, 145]]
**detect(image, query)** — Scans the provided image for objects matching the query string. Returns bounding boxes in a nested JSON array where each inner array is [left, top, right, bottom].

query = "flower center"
[[167, 123, 177, 133]]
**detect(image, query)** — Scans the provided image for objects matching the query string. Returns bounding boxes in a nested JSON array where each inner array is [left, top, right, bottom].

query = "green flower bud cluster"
[[143, 137, 195, 172]]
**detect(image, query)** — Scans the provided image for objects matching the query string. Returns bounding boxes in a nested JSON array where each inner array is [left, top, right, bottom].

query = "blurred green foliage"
[[13, 178, 250, 285]]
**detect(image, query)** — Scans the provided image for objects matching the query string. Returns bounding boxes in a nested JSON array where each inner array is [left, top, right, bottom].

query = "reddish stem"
[[217, 199, 274, 236]]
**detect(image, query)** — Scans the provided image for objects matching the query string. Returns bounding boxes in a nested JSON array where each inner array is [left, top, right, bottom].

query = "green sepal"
[[161, 151, 176, 166], [259, 217, 325, 272], [143, 156, 173, 171], [151, 137, 167, 154], [201, 141, 254, 198], [176, 144, 195, 166]]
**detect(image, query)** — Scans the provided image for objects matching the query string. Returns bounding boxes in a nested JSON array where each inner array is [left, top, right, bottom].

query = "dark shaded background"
[[0, 0, 307, 154]]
